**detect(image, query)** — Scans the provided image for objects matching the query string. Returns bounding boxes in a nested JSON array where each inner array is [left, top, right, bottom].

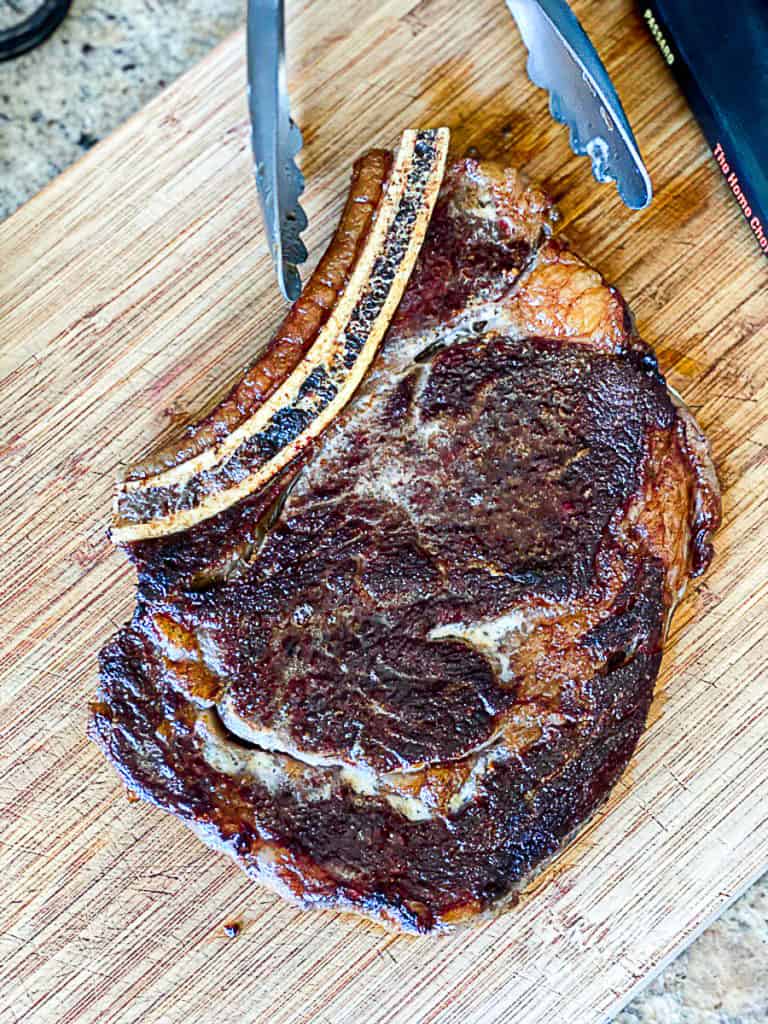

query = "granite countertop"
[[1, 2, 765, 1021]]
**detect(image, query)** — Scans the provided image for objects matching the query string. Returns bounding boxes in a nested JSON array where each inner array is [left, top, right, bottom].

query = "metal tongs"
[[247, 0, 307, 301], [247, 0, 652, 302]]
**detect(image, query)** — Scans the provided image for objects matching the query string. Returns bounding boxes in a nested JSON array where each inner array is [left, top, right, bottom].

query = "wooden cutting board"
[[1, 2, 766, 1022]]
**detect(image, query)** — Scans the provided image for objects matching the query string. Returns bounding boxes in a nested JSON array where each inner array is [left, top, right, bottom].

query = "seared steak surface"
[[92, 158, 720, 933]]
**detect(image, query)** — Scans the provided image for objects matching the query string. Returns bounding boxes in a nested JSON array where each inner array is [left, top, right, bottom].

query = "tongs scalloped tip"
[[506, 0, 653, 211]]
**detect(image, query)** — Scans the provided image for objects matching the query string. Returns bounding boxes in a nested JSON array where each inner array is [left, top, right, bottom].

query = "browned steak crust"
[[91, 157, 720, 933]]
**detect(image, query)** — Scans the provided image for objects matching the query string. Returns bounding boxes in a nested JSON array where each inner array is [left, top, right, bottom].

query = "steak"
[[91, 153, 721, 933]]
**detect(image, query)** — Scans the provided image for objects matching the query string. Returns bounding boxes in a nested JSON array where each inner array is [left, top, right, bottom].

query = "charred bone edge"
[[111, 127, 450, 544], [114, 132, 428, 499]]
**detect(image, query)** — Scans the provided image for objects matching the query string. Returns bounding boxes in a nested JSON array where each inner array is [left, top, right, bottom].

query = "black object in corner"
[[0, 0, 72, 62], [638, 0, 768, 258]]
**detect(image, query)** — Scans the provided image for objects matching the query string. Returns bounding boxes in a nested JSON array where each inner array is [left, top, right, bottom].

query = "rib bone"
[[112, 127, 450, 544]]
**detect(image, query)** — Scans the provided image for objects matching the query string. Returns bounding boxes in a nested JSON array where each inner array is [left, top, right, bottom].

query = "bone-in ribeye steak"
[[91, 151, 721, 933]]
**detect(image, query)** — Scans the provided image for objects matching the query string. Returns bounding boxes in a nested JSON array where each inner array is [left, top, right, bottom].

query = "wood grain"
[[0, 2, 766, 1022]]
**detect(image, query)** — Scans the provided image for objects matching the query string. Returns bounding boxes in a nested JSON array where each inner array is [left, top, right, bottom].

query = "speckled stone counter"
[[1, 2, 765, 1020], [0, 0, 242, 218]]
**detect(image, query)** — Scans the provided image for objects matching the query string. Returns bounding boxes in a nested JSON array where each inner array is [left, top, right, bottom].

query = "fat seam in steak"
[[90, 155, 721, 933]]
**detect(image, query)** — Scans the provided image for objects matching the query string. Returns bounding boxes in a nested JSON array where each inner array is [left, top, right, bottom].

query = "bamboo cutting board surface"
[[1, 2, 766, 1022]]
